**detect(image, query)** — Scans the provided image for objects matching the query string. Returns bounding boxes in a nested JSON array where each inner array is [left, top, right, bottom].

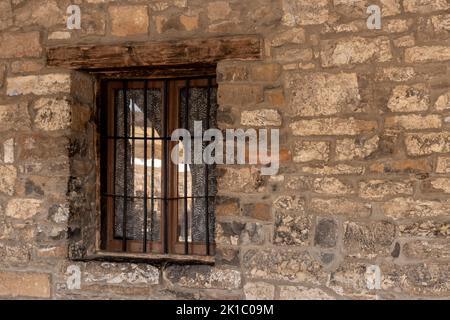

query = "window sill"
[[75, 251, 215, 265]]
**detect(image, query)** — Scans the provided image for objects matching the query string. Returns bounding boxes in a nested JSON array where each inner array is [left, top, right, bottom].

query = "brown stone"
[[264, 88, 285, 106], [321, 37, 392, 67], [80, 8, 106, 36], [0, 63, 5, 88], [327, 261, 376, 296], [0, 103, 31, 132], [273, 47, 313, 63], [274, 209, 311, 246], [435, 90, 450, 111], [14, 0, 63, 28], [33, 98, 72, 131], [0, 32, 41, 58], [344, 221, 396, 258], [243, 248, 326, 284], [300, 164, 364, 175], [10, 60, 44, 74], [293, 141, 330, 162], [5, 198, 43, 220], [403, 240, 450, 260], [399, 220, 450, 238], [241, 109, 281, 127], [0, 272, 51, 298], [393, 35, 415, 48], [313, 177, 354, 195], [37, 246, 68, 258], [109, 5, 149, 37], [381, 262, 450, 296], [385, 114, 441, 130], [359, 180, 414, 199], [244, 282, 275, 300], [216, 221, 267, 246], [218, 84, 263, 106], [405, 132, 450, 156], [290, 118, 377, 136], [282, 0, 329, 26], [217, 63, 249, 82], [268, 28, 306, 47], [180, 14, 199, 31], [375, 67, 416, 82], [335, 136, 379, 161], [164, 265, 241, 289], [207, 1, 232, 21], [405, 46, 450, 63], [7, 74, 71, 96], [426, 178, 450, 193], [382, 198, 450, 219], [69, 262, 159, 286], [215, 197, 240, 217], [243, 203, 271, 221], [0, 165, 17, 196], [16, 134, 69, 162], [403, 0, 448, 13], [0, 0, 13, 30], [387, 84, 430, 112], [311, 198, 371, 218], [0, 243, 30, 263], [279, 285, 335, 300], [250, 63, 281, 82], [436, 157, 450, 173], [286, 72, 360, 116], [217, 167, 264, 193], [369, 159, 432, 174]]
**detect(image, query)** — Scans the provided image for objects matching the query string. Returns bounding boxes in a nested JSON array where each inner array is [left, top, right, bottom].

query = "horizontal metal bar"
[[102, 194, 215, 200], [105, 136, 171, 141]]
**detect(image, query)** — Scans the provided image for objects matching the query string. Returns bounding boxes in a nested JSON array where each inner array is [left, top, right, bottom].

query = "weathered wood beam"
[[46, 35, 263, 70]]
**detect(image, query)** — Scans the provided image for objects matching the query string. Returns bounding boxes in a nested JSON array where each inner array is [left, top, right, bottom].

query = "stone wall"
[[0, 0, 450, 299]]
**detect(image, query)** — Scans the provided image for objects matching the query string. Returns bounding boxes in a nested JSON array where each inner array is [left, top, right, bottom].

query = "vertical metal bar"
[[113, 84, 118, 244], [163, 79, 169, 254], [184, 80, 190, 255], [150, 90, 155, 250], [143, 80, 148, 253], [122, 80, 128, 252], [131, 86, 136, 249], [205, 77, 211, 255]]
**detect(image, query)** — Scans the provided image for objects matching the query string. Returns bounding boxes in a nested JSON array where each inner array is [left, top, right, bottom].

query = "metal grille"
[[100, 77, 217, 256]]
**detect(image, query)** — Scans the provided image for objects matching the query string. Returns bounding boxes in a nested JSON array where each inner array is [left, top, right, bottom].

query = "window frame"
[[99, 75, 217, 258]]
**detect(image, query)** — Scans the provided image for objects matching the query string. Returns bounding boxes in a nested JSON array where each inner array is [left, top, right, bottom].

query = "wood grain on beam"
[[46, 35, 262, 69]]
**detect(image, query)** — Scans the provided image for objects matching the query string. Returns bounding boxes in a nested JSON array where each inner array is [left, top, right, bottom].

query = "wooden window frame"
[[100, 76, 217, 258]]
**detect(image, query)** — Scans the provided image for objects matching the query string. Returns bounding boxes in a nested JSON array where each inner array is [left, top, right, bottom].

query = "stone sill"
[[75, 251, 215, 265]]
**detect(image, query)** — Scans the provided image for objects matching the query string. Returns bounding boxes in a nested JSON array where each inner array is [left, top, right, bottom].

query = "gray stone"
[[314, 219, 338, 248]]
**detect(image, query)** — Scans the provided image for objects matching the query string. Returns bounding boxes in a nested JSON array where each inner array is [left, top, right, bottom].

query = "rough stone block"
[[286, 72, 360, 116], [0, 272, 51, 298], [321, 37, 392, 67], [7, 74, 71, 96], [109, 5, 149, 37]]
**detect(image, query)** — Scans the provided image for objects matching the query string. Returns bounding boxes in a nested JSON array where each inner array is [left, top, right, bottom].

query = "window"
[[100, 77, 217, 257]]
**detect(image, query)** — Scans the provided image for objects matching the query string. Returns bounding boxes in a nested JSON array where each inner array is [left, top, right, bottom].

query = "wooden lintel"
[[46, 35, 263, 70]]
